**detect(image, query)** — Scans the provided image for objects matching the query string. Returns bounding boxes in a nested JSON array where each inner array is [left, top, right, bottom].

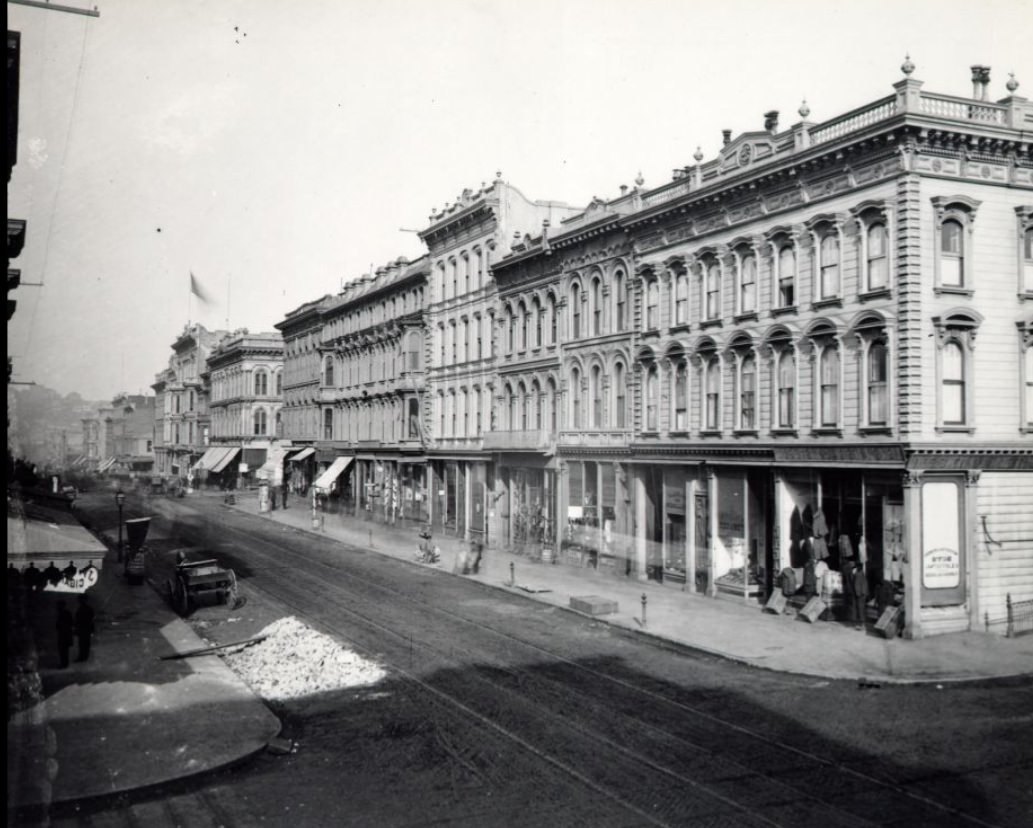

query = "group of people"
[[55, 594, 95, 669]]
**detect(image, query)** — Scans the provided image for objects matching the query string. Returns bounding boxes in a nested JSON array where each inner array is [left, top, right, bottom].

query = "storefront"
[[497, 460, 556, 556], [561, 457, 633, 576]]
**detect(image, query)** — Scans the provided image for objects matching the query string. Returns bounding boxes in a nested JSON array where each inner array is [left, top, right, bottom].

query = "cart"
[[165, 558, 245, 616]]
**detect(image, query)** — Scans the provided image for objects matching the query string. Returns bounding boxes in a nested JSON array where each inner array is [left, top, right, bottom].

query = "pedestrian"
[[469, 537, 484, 575], [56, 600, 74, 669], [270, 485, 278, 511], [75, 594, 95, 662], [281, 480, 289, 509], [851, 562, 869, 630]]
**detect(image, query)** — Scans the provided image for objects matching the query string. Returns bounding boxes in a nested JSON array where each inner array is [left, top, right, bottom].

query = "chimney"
[[764, 110, 779, 133], [971, 65, 991, 101], [620, 184, 628, 195], [722, 129, 732, 146]]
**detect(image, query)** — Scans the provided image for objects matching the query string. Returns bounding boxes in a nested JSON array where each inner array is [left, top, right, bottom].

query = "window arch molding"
[[762, 327, 799, 433], [1018, 320, 1033, 432], [664, 343, 691, 433], [932, 195, 981, 295], [764, 225, 801, 312], [567, 276, 585, 340], [805, 214, 845, 304], [725, 334, 759, 433], [848, 311, 894, 432], [851, 201, 892, 296], [932, 308, 983, 432], [666, 257, 691, 328], [695, 249, 724, 324], [1016, 206, 1033, 299], [804, 319, 844, 432]]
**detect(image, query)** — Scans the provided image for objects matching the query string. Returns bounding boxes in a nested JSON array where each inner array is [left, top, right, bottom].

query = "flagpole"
[[226, 275, 231, 330]]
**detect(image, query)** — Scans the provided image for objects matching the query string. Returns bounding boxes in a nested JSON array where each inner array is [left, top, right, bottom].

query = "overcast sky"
[[7, 0, 1031, 400]]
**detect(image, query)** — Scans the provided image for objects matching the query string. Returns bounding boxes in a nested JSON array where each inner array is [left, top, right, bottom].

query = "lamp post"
[[115, 489, 126, 564]]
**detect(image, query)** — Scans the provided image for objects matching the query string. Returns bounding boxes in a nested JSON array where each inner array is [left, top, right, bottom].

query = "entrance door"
[[694, 492, 709, 593]]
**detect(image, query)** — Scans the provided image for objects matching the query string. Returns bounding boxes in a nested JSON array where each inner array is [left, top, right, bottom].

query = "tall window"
[[941, 220, 964, 288], [548, 379, 558, 432], [548, 294, 558, 344], [674, 362, 688, 431], [571, 368, 582, 428], [591, 366, 603, 427], [592, 278, 603, 335], [450, 322, 457, 363], [646, 279, 659, 329], [1024, 344, 1033, 428], [507, 309, 515, 353], [474, 248, 483, 290], [867, 224, 888, 291], [778, 246, 795, 307], [942, 341, 965, 424], [323, 357, 334, 386], [534, 299, 543, 348], [439, 325, 446, 363], [819, 346, 840, 426], [571, 284, 582, 339], [461, 389, 469, 436], [615, 363, 627, 428], [615, 271, 627, 331], [451, 258, 458, 298], [438, 394, 445, 437], [1023, 226, 1033, 293], [275, 371, 282, 396], [532, 381, 543, 430], [820, 233, 840, 298], [520, 303, 529, 351], [645, 365, 658, 431], [475, 315, 483, 360], [739, 256, 757, 314], [706, 263, 721, 320], [705, 359, 720, 430], [739, 356, 756, 430], [675, 270, 689, 325], [867, 343, 888, 425], [322, 408, 332, 440], [777, 351, 795, 428], [254, 371, 268, 396]]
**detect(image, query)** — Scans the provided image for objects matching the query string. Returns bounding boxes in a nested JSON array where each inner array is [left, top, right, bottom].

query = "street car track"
[[181, 505, 1004, 828]]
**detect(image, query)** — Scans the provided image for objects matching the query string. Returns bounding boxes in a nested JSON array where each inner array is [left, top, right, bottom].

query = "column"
[[634, 468, 647, 581], [964, 470, 981, 632], [902, 470, 923, 639]]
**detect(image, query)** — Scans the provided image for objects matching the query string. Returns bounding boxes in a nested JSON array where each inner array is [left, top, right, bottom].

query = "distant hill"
[[7, 385, 106, 469]]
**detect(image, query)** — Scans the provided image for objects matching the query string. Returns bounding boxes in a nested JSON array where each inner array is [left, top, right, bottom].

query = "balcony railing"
[[556, 429, 633, 448], [482, 430, 555, 452]]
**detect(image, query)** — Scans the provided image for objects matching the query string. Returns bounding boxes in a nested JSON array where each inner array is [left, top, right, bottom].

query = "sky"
[[7, 0, 1032, 401]]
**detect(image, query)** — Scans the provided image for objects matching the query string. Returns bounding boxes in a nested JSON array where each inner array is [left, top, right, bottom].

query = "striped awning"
[[194, 446, 234, 472], [210, 447, 241, 474], [289, 447, 315, 462], [313, 456, 354, 492], [97, 458, 116, 472]]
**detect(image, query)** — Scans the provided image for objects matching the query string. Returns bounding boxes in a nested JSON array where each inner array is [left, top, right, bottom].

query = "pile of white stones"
[[223, 616, 387, 702]]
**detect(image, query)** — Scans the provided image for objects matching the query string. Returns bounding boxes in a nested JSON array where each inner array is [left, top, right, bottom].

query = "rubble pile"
[[223, 616, 387, 701]]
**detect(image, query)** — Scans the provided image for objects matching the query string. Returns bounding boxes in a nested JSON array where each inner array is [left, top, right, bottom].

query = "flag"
[[190, 271, 213, 305]]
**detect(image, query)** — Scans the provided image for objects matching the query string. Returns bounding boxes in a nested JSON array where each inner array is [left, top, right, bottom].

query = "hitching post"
[[641, 593, 647, 627], [510, 561, 515, 587]]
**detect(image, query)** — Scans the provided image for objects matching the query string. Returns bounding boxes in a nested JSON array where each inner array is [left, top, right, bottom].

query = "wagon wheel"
[[227, 570, 247, 610]]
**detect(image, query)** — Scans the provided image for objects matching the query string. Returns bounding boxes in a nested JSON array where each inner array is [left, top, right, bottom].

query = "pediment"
[[717, 132, 777, 174]]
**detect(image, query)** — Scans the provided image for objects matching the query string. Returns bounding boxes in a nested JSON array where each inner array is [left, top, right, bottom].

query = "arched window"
[[449, 321, 457, 363], [645, 364, 659, 431], [460, 388, 469, 436], [867, 342, 888, 425], [570, 367, 582, 428], [777, 351, 795, 428], [255, 370, 268, 396], [867, 224, 888, 291], [323, 357, 334, 387], [646, 278, 660, 330], [819, 233, 840, 298], [518, 382, 529, 430], [1023, 225, 1033, 293], [532, 380, 542, 430], [533, 298, 543, 348], [275, 371, 283, 396], [571, 283, 582, 338], [674, 268, 689, 325], [705, 358, 720, 430], [321, 408, 332, 440], [778, 245, 796, 307], [591, 365, 603, 427], [705, 262, 721, 320], [615, 270, 627, 331], [508, 385, 518, 431], [615, 361, 623, 425], [673, 361, 688, 431], [739, 255, 757, 314], [739, 355, 756, 430], [520, 302, 529, 351], [548, 294, 558, 344], [1024, 344, 1033, 428], [592, 277, 603, 335], [506, 308, 515, 353], [547, 378, 558, 432], [942, 341, 965, 424], [438, 392, 446, 436], [941, 220, 963, 287], [819, 345, 840, 426]]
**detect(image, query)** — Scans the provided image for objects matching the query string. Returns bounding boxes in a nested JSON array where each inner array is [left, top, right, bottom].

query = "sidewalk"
[[6, 525, 281, 811], [233, 492, 1033, 684]]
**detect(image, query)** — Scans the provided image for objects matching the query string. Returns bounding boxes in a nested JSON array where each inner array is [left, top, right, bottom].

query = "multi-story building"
[[150, 324, 228, 482], [489, 60, 1031, 639], [311, 256, 429, 522], [200, 330, 285, 488], [417, 176, 578, 540]]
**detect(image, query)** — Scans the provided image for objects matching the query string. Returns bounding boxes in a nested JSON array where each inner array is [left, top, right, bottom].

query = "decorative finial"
[[1007, 72, 1019, 93], [693, 146, 704, 163], [798, 98, 810, 118], [496, 170, 502, 179], [901, 54, 915, 77], [634, 171, 644, 187]]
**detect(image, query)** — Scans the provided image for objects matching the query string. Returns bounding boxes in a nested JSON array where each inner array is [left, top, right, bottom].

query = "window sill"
[[858, 288, 892, 303], [934, 286, 973, 297], [642, 327, 661, 336], [639, 430, 660, 438], [770, 428, 798, 437], [811, 297, 843, 311], [810, 427, 842, 437], [1019, 292, 1033, 303], [1020, 426, 1033, 434], [733, 311, 759, 324], [733, 429, 759, 437], [699, 429, 722, 438], [669, 430, 690, 438], [699, 319, 723, 330], [770, 305, 798, 318], [669, 323, 692, 334], [858, 425, 893, 435], [936, 425, 975, 434]]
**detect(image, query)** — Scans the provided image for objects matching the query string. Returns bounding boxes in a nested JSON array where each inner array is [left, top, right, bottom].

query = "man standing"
[[281, 478, 289, 509], [56, 601, 74, 669], [75, 594, 95, 662], [851, 562, 869, 631]]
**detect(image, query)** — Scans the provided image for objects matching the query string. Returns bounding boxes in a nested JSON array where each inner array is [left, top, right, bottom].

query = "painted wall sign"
[[922, 547, 960, 589]]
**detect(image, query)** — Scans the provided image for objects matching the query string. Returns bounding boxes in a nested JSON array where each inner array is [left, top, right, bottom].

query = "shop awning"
[[8, 514, 107, 573], [313, 456, 354, 492], [210, 447, 241, 474], [289, 447, 315, 462], [194, 446, 226, 472], [97, 458, 116, 472]]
